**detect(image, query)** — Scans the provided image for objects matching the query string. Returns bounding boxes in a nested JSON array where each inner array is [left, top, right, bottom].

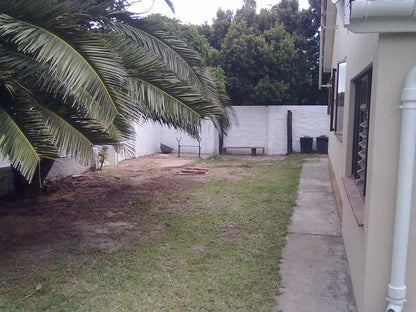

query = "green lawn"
[[0, 155, 302, 311]]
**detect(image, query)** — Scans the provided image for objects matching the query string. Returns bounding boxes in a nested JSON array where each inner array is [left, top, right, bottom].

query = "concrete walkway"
[[277, 158, 357, 312]]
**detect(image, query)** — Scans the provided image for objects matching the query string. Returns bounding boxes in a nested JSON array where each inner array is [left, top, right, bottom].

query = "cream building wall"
[[327, 3, 416, 311], [328, 11, 378, 309], [366, 34, 416, 311]]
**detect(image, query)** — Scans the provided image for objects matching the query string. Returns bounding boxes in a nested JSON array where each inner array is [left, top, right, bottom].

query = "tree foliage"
[[197, 0, 326, 105]]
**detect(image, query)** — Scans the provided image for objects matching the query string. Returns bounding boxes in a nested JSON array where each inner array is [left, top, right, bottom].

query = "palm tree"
[[0, 0, 229, 187]]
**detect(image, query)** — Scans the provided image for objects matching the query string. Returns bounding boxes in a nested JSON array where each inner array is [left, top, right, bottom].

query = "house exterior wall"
[[364, 34, 416, 312], [326, 2, 416, 311], [328, 10, 378, 308]]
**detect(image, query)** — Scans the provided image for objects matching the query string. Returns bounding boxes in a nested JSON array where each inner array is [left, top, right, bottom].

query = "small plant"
[[98, 146, 108, 170]]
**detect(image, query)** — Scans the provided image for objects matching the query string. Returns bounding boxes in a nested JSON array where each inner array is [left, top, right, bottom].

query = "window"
[[352, 69, 372, 197], [328, 68, 336, 131], [334, 62, 346, 133]]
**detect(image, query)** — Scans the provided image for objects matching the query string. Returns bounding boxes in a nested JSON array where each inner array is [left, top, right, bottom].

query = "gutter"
[[343, 1, 416, 312], [319, 0, 336, 89], [350, 0, 416, 19], [347, 0, 416, 33]]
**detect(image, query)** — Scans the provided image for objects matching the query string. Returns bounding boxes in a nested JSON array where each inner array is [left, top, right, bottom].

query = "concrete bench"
[[221, 146, 265, 156]]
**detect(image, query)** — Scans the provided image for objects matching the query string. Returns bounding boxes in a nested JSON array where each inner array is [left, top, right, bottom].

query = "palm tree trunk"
[[12, 159, 55, 195]]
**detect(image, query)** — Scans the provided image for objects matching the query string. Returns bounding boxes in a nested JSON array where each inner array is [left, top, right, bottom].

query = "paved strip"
[[277, 158, 357, 312]]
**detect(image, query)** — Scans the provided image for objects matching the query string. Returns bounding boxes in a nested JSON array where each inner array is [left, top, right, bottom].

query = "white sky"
[[129, 0, 310, 25]]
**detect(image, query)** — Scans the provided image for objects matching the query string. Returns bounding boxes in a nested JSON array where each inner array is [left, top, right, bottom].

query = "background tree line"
[[147, 0, 325, 105]]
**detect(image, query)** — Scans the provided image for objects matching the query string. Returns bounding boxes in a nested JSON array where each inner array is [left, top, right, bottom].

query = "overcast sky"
[[129, 0, 310, 25]]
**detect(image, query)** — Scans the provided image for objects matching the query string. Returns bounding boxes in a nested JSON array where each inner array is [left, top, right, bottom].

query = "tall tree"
[[202, 0, 326, 105], [197, 9, 233, 51], [0, 0, 229, 186]]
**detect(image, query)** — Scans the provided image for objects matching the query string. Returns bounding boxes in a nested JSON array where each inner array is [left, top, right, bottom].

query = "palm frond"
[[0, 12, 123, 126], [1, 50, 135, 157], [105, 29, 230, 134], [102, 19, 214, 94], [0, 106, 40, 183], [129, 77, 201, 136], [0, 78, 56, 183], [38, 99, 135, 161], [0, 42, 128, 129], [163, 0, 175, 14], [35, 104, 95, 165]]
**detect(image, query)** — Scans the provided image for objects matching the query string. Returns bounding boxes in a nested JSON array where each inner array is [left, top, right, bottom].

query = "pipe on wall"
[[319, 0, 327, 89], [385, 66, 416, 312]]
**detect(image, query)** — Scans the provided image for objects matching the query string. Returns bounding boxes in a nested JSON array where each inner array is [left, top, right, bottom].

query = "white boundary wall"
[[224, 105, 329, 154], [133, 105, 329, 156], [0, 156, 9, 168], [0, 105, 328, 195], [134, 119, 218, 157]]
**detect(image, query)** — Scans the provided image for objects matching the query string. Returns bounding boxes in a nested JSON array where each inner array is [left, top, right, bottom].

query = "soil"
[[0, 154, 284, 263]]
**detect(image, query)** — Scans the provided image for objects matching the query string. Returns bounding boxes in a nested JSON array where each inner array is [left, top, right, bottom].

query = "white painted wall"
[[0, 167, 13, 196], [47, 157, 90, 181], [132, 105, 329, 156], [225, 106, 268, 153], [134, 120, 160, 157], [134, 119, 217, 157], [224, 105, 329, 154], [0, 106, 328, 196], [0, 156, 9, 168], [287, 106, 330, 152], [0, 156, 13, 196]]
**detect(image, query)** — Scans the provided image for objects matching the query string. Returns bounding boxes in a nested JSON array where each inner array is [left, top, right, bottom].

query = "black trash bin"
[[300, 137, 313, 153], [316, 136, 328, 154]]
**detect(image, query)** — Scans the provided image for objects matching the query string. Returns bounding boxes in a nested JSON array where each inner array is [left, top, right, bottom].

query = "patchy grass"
[[0, 156, 302, 311]]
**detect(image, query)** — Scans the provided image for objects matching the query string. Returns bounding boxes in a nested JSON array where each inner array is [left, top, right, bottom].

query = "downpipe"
[[386, 66, 416, 312]]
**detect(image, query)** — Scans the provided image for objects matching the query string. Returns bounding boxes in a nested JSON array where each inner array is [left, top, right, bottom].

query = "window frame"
[[329, 68, 336, 131], [334, 61, 346, 134], [352, 68, 372, 197]]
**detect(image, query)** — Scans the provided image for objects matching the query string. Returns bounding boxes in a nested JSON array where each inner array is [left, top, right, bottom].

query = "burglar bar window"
[[352, 69, 372, 197]]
